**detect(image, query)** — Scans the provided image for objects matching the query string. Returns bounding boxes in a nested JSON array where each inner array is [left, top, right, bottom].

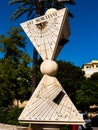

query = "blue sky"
[[0, 0, 98, 67]]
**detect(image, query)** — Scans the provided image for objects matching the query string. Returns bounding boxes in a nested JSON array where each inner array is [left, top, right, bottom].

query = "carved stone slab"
[[20, 8, 70, 60], [19, 75, 84, 125]]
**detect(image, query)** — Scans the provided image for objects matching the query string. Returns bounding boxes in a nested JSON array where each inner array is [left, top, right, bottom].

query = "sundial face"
[[20, 8, 69, 60], [19, 75, 84, 124]]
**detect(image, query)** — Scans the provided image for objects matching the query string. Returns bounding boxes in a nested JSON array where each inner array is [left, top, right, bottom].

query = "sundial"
[[20, 8, 70, 60], [19, 8, 84, 129]]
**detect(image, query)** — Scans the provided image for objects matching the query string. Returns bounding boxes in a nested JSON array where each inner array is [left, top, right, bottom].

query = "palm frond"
[[20, 1, 36, 6], [58, 0, 75, 5], [9, 0, 25, 5], [68, 10, 74, 18], [27, 8, 36, 19], [9, 0, 75, 20], [56, 0, 75, 17], [10, 8, 29, 20]]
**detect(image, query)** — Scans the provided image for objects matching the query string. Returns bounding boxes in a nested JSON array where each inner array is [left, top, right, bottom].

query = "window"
[[86, 66, 91, 68], [96, 65, 98, 68]]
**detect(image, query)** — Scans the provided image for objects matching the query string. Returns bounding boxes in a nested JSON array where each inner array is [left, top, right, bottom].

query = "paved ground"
[[0, 124, 97, 130], [0, 123, 28, 130]]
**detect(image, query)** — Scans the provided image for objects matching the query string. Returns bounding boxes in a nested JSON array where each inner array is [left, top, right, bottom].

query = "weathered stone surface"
[[0, 123, 28, 130]]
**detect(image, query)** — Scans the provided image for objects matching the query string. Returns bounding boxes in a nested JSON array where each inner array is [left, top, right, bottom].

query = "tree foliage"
[[76, 72, 98, 111], [0, 107, 28, 126], [57, 60, 85, 104], [9, 0, 75, 20], [0, 27, 32, 107]]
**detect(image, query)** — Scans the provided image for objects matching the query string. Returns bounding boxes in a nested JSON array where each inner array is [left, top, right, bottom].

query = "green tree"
[[0, 27, 32, 107], [57, 60, 85, 104], [90, 72, 98, 105], [9, 0, 75, 92], [76, 73, 98, 111]]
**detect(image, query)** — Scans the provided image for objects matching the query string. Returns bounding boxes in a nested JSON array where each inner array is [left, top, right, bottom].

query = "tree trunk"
[[32, 47, 38, 93], [31, 2, 44, 93]]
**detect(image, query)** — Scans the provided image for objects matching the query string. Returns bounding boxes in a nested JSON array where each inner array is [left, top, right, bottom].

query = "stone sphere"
[[45, 8, 57, 15], [40, 60, 58, 76]]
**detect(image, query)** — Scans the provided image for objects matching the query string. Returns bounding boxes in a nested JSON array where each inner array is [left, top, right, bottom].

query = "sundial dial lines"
[[19, 75, 84, 124], [20, 8, 68, 60]]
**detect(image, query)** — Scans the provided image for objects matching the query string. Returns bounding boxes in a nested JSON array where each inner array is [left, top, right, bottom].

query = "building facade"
[[82, 60, 98, 78]]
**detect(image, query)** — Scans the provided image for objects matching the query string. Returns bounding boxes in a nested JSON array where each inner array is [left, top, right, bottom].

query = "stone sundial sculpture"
[[18, 8, 84, 130]]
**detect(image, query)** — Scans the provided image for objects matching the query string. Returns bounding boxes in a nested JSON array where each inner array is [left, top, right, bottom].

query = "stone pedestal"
[[43, 128, 60, 130], [30, 125, 60, 130]]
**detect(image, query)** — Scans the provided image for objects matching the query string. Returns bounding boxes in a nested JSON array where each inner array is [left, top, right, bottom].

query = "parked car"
[[91, 115, 98, 127], [78, 113, 92, 130]]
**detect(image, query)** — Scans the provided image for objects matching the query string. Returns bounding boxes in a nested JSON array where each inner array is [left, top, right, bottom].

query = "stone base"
[[31, 124, 60, 130], [43, 128, 60, 130]]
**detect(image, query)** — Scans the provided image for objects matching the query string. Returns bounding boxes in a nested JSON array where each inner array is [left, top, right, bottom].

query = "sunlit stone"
[[40, 60, 58, 76]]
